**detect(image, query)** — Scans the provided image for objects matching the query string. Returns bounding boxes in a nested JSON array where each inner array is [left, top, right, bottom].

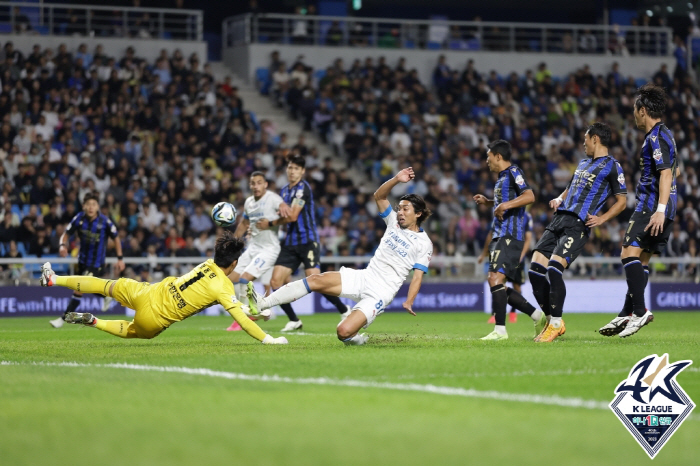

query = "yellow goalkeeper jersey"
[[154, 259, 267, 341]]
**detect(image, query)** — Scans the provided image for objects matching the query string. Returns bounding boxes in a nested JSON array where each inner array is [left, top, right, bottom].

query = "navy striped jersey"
[[280, 180, 319, 246], [66, 212, 118, 268], [559, 156, 626, 221], [524, 212, 533, 233], [635, 122, 678, 220], [492, 165, 532, 241]]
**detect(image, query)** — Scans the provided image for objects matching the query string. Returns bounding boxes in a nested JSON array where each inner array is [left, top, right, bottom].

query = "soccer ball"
[[211, 202, 237, 227]]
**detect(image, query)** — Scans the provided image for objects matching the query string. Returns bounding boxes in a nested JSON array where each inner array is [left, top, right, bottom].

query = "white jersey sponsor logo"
[[366, 210, 432, 293]]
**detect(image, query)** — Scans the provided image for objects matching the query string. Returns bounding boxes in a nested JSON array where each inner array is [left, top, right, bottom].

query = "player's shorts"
[[76, 263, 106, 277], [510, 261, 526, 285], [233, 243, 280, 279], [488, 235, 524, 283], [622, 210, 674, 254], [534, 212, 589, 266], [339, 267, 396, 328], [275, 241, 321, 271], [110, 278, 171, 339], [260, 266, 273, 285]]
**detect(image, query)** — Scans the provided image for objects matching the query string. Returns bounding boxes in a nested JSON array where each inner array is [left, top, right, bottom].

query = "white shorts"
[[339, 267, 396, 328], [234, 243, 280, 280]]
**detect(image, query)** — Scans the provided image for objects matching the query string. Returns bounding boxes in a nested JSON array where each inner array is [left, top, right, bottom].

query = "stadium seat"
[[16, 242, 27, 256], [427, 41, 442, 50], [256, 67, 271, 95], [11, 205, 21, 217], [403, 39, 416, 49], [24, 254, 42, 279], [635, 78, 647, 88]]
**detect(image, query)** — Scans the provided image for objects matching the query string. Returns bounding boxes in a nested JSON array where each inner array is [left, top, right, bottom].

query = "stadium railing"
[[223, 13, 672, 56], [0, 256, 696, 284], [0, 1, 203, 40]]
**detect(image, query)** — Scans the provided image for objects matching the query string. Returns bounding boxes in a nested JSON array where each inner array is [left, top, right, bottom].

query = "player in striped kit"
[[49, 193, 125, 328], [599, 84, 678, 338], [474, 140, 544, 341], [529, 123, 627, 342]]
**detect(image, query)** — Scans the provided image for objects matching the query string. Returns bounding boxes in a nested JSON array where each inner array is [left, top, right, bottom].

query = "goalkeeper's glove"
[[242, 305, 272, 321], [262, 334, 288, 345]]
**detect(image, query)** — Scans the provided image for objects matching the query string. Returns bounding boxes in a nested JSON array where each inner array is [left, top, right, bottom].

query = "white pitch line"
[[2, 360, 698, 420]]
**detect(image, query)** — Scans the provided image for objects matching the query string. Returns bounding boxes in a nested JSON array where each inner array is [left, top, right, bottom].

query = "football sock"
[[323, 294, 347, 314], [622, 257, 647, 317], [280, 304, 299, 321], [549, 316, 562, 328], [617, 265, 648, 317], [547, 261, 566, 318], [63, 295, 82, 318], [342, 333, 367, 346], [54, 276, 112, 295], [491, 284, 507, 326], [94, 319, 137, 338], [530, 309, 544, 322], [505, 287, 536, 316], [261, 279, 310, 309], [528, 262, 550, 315], [494, 324, 507, 336], [235, 279, 249, 307]]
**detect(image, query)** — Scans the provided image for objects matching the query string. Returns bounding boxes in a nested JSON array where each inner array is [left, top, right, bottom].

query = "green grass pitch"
[[1, 312, 699, 466]]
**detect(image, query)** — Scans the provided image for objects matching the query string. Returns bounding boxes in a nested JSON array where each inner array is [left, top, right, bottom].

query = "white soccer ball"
[[211, 202, 237, 227]]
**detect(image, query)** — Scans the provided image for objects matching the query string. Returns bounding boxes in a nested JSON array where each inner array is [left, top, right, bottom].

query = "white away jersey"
[[366, 206, 433, 292], [242, 190, 285, 249]]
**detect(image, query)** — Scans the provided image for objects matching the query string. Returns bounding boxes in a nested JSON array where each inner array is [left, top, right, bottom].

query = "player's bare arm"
[[519, 230, 532, 263], [493, 189, 535, 221], [233, 217, 250, 238], [478, 230, 493, 264], [257, 204, 301, 230], [375, 167, 415, 212], [645, 168, 672, 236], [113, 235, 125, 273], [473, 194, 494, 207], [402, 269, 424, 316], [278, 202, 292, 218], [586, 194, 627, 228], [549, 188, 569, 209]]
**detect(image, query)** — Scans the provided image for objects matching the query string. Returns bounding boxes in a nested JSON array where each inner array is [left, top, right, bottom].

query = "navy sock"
[[622, 257, 647, 317], [323, 294, 347, 314], [506, 288, 536, 316], [63, 295, 82, 318], [547, 261, 566, 318], [528, 262, 550, 315], [618, 265, 649, 317], [491, 284, 508, 326]]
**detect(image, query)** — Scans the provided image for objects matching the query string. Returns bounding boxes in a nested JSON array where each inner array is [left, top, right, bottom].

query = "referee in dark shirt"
[[255, 155, 348, 332], [50, 193, 125, 328]]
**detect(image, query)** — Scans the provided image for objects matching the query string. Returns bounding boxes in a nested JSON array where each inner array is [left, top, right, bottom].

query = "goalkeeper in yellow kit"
[[39, 231, 288, 345]]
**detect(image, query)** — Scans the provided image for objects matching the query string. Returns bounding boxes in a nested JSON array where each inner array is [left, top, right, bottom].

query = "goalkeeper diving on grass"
[[39, 231, 288, 345]]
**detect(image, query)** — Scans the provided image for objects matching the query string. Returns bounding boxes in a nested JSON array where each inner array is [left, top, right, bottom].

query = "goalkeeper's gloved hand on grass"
[[262, 335, 288, 345]]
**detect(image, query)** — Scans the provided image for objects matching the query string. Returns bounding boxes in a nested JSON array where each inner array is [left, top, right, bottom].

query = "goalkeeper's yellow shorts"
[[111, 278, 171, 339]]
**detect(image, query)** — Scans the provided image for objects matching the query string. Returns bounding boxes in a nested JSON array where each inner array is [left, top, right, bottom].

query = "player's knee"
[[270, 277, 284, 289], [304, 274, 322, 290], [487, 273, 502, 287], [336, 321, 356, 341]]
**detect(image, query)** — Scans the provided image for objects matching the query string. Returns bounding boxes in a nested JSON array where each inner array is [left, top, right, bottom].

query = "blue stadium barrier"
[[403, 39, 416, 49], [24, 254, 42, 278], [427, 41, 442, 50], [635, 78, 647, 88]]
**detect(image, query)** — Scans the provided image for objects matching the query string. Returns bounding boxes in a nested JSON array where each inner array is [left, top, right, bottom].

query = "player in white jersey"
[[226, 171, 288, 331], [247, 167, 433, 345]]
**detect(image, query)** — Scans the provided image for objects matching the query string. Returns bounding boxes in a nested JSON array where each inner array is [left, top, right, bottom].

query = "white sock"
[[494, 325, 507, 335], [261, 280, 310, 309], [234, 282, 249, 307], [549, 317, 562, 328], [531, 309, 544, 322]]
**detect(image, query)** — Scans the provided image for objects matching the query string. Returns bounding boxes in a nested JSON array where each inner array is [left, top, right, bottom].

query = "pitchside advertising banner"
[[0, 282, 697, 317], [0, 286, 126, 317]]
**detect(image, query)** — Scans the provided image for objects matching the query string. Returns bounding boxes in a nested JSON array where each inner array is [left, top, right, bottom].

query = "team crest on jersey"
[[609, 354, 695, 459], [618, 173, 626, 188], [515, 175, 526, 187], [653, 149, 662, 162]]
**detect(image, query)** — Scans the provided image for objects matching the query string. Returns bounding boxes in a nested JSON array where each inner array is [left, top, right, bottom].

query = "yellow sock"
[[94, 319, 137, 338], [55, 276, 114, 295]]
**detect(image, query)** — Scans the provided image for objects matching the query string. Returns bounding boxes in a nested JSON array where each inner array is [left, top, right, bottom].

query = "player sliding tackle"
[[39, 231, 288, 344], [247, 167, 433, 345]]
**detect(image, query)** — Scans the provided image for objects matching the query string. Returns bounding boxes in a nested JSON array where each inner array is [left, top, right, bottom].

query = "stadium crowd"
[[0, 38, 697, 283], [268, 51, 699, 277]]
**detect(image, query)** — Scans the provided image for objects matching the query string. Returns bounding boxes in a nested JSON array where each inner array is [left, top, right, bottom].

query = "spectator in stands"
[[326, 22, 343, 46]]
